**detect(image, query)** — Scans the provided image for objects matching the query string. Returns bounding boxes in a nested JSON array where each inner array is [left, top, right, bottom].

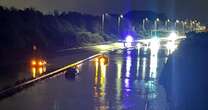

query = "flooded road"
[[0, 49, 97, 91], [0, 43, 123, 91], [0, 47, 170, 110]]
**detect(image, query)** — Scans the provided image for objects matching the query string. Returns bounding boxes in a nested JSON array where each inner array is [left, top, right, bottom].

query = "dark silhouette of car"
[[65, 67, 79, 79]]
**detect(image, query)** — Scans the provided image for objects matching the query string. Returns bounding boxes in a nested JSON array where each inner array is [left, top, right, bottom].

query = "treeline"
[[0, 6, 115, 63], [0, 7, 166, 52], [0, 6, 114, 50], [0, 6, 167, 64]]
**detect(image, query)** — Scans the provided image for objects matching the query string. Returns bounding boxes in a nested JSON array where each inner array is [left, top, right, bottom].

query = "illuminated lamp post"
[[154, 18, 160, 36], [142, 18, 149, 31], [175, 20, 180, 31], [101, 13, 109, 33], [165, 19, 170, 31], [118, 14, 123, 35]]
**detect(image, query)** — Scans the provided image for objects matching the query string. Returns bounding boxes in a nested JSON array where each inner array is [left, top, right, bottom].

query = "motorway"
[[0, 43, 123, 91], [0, 47, 170, 110]]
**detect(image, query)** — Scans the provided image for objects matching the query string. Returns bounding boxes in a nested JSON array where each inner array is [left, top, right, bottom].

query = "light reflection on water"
[[31, 66, 47, 78], [0, 47, 170, 110], [125, 52, 131, 78], [150, 46, 159, 79], [92, 47, 168, 110], [100, 61, 107, 97], [30, 59, 47, 78], [0, 42, 175, 110], [116, 58, 122, 108], [93, 56, 108, 110], [142, 58, 147, 80], [136, 51, 140, 78]]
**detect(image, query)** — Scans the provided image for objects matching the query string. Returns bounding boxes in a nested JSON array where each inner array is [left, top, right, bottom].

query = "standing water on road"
[[0, 47, 171, 110]]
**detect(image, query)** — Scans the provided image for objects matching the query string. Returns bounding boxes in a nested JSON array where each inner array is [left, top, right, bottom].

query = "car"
[[65, 67, 79, 79]]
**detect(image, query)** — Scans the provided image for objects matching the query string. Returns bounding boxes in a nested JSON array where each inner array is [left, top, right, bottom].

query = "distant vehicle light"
[[137, 43, 141, 48], [168, 32, 177, 41], [31, 60, 36, 66], [31, 59, 46, 67], [125, 35, 133, 43], [100, 57, 105, 63], [165, 41, 177, 53], [125, 35, 133, 47], [38, 61, 43, 66], [99, 55, 109, 65], [30, 59, 47, 78]]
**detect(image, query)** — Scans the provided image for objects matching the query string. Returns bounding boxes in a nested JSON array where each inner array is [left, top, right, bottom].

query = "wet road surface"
[[0, 48, 169, 110]]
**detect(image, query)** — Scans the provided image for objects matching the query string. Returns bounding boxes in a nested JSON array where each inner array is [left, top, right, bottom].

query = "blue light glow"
[[125, 35, 133, 47], [126, 55, 131, 78], [125, 35, 133, 43]]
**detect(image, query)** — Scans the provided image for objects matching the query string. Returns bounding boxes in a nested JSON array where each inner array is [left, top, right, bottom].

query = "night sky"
[[0, 0, 207, 24]]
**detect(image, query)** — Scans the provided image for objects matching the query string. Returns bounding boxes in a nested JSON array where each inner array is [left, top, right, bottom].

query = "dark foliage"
[[0, 6, 110, 64], [160, 32, 208, 110], [0, 6, 167, 65]]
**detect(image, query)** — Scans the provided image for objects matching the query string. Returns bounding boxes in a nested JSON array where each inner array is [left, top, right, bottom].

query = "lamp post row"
[[101, 13, 201, 34]]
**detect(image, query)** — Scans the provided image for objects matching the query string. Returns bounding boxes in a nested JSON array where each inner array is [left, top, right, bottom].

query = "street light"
[[197, 22, 201, 26], [154, 18, 160, 36], [168, 32, 178, 41], [181, 21, 185, 33], [189, 20, 193, 31], [165, 19, 170, 30], [192, 21, 197, 31], [196, 22, 200, 30], [142, 18, 148, 31], [101, 13, 109, 33], [190, 20, 196, 31], [118, 14, 123, 35], [175, 20, 180, 30], [176, 20, 180, 23]]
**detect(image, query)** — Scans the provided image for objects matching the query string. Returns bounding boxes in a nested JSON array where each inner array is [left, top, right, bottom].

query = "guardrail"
[[0, 53, 102, 100]]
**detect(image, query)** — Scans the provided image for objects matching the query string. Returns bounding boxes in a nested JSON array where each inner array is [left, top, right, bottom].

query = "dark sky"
[[0, 0, 207, 24]]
